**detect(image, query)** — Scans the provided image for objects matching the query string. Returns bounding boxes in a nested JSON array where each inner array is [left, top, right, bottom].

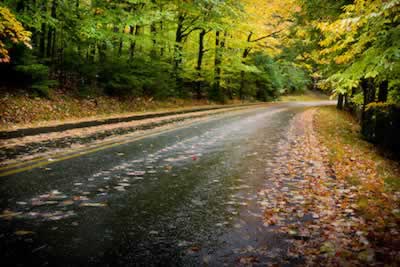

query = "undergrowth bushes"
[[362, 103, 400, 153]]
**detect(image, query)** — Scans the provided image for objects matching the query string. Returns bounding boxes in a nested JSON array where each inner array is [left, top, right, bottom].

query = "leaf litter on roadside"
[[256, 109, 400, 266]]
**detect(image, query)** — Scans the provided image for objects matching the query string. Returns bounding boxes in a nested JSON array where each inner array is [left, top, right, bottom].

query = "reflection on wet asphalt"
[[0, 102, 331, 266]]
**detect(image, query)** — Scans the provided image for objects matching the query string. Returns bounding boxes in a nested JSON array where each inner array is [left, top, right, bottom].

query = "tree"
[[0, 6, 31, 63], [0, 0, 308, 102], [315, 0, 400, 107]]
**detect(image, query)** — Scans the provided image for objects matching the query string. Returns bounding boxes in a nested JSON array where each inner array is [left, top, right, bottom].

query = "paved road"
[[0, 101, 333, 266]]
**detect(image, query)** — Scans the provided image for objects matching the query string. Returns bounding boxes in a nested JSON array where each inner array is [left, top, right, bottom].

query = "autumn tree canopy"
[[0, 0, 308, 100], [1, 0, 398, 111]]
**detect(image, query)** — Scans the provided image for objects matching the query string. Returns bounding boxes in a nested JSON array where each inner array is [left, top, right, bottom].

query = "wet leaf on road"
[[0, 210, 22, 219], [238, 255, 259, 265], [79, 202, 107, 207], [15, 230, 34, 236], [60, 200, 74, 206]]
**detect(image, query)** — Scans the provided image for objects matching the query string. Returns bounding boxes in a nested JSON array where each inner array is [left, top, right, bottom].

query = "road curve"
[[0, 101, 333, 266]]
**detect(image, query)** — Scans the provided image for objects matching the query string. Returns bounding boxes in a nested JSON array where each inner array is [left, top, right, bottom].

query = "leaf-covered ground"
[[1, 103, 398, 265], [0, 90, 238, 129], [258, 107, 399, 266]]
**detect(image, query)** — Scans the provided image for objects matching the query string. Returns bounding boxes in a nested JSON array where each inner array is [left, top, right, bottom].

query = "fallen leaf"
[[15, 230, 34, 236], [79, 202, 107, 207]]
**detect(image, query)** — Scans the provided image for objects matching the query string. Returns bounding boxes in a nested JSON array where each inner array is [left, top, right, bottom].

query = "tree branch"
[[182, 27, 202, 38], [248, 29, 284, 43], [247, 32, 253, 42], [181, 16, 200, 35], [243, 47, 252, 58]]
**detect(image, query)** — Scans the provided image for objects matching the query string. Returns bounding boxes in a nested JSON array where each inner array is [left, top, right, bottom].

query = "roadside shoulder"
[[258, 107, 399, 265], [313, 106, 400, 265]]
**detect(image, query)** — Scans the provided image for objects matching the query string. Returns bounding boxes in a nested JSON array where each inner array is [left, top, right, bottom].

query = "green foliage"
[[351, 93, 364, 106], [388, 89, 400, 104], [15, 63, 55, 97], [10, 44, 56, 97], [248, 53, 283, 100], [300, 0, 353, 20], [1, 0, 307, 102], [98, 56, 175, 98], [309, 0, 400, 102], [279, 62, 311, 93], [295, 0, 399, 152]]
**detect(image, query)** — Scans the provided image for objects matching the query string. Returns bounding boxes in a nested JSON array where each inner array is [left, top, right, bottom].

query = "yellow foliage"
[[239, 0, 300, 54], [0, 6, 31, 63], [316, 0, 395, 66]]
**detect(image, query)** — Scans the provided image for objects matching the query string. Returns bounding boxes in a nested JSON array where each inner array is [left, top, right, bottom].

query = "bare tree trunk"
[[212, 31, 226, 102], [129, 26, 136, 60], [150, 23, 157, 58], [378, 80, 388, 102], [118, 36, 123, 57], [98, 42, 107, 62], [39, 1, 47, 58], [160, 21, 164, 56], [337, 93, 344, 110], [344, 93, 349, 108], [239, 33, 253, 100], [150, 0, 157, 58], [361, 78, 376, 135], [195, 29, 206, 99], [174, 14, 185, 95], [239, 71, 245, 100], [47, 0, 57, 58], [129, 25, 140, 60]]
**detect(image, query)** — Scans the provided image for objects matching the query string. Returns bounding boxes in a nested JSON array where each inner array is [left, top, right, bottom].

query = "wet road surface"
[[0, 102, 333, 266]]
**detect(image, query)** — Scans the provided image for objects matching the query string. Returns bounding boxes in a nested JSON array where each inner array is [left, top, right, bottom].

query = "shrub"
[[98, 56, 174, 98], [362, 103, 400, 153], [3, 45, 56, 97], [15, 63, 56, 97]]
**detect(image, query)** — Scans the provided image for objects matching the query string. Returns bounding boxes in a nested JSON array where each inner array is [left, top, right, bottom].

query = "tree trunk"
[[174, 14, 185, 95], [344, 93, 349, 109], [212, 31, 221, 101], [129, 26, 136, 60], [98, 42, 107, 62], [159, 21, 164, 56], [118, 37, 123, 57], [195, 29, 206, 99], [113, 26, 119, 56], [47, 0, 57, 58], [150, 23, 157, 58], [88, 44, 96, 63], [150, 0, 157, 57], [239, 71, 245, 100], [47, 29, 53, 58], [212, 31, 226, 102], [39, 0, 47, 58], [363, 79, 376, 106], [337, 93, 344, 110], [378, 80, 388, 102], [239, 33, 253, 100], [360, 78, 375, 128], [76, 0, 82, 57]]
